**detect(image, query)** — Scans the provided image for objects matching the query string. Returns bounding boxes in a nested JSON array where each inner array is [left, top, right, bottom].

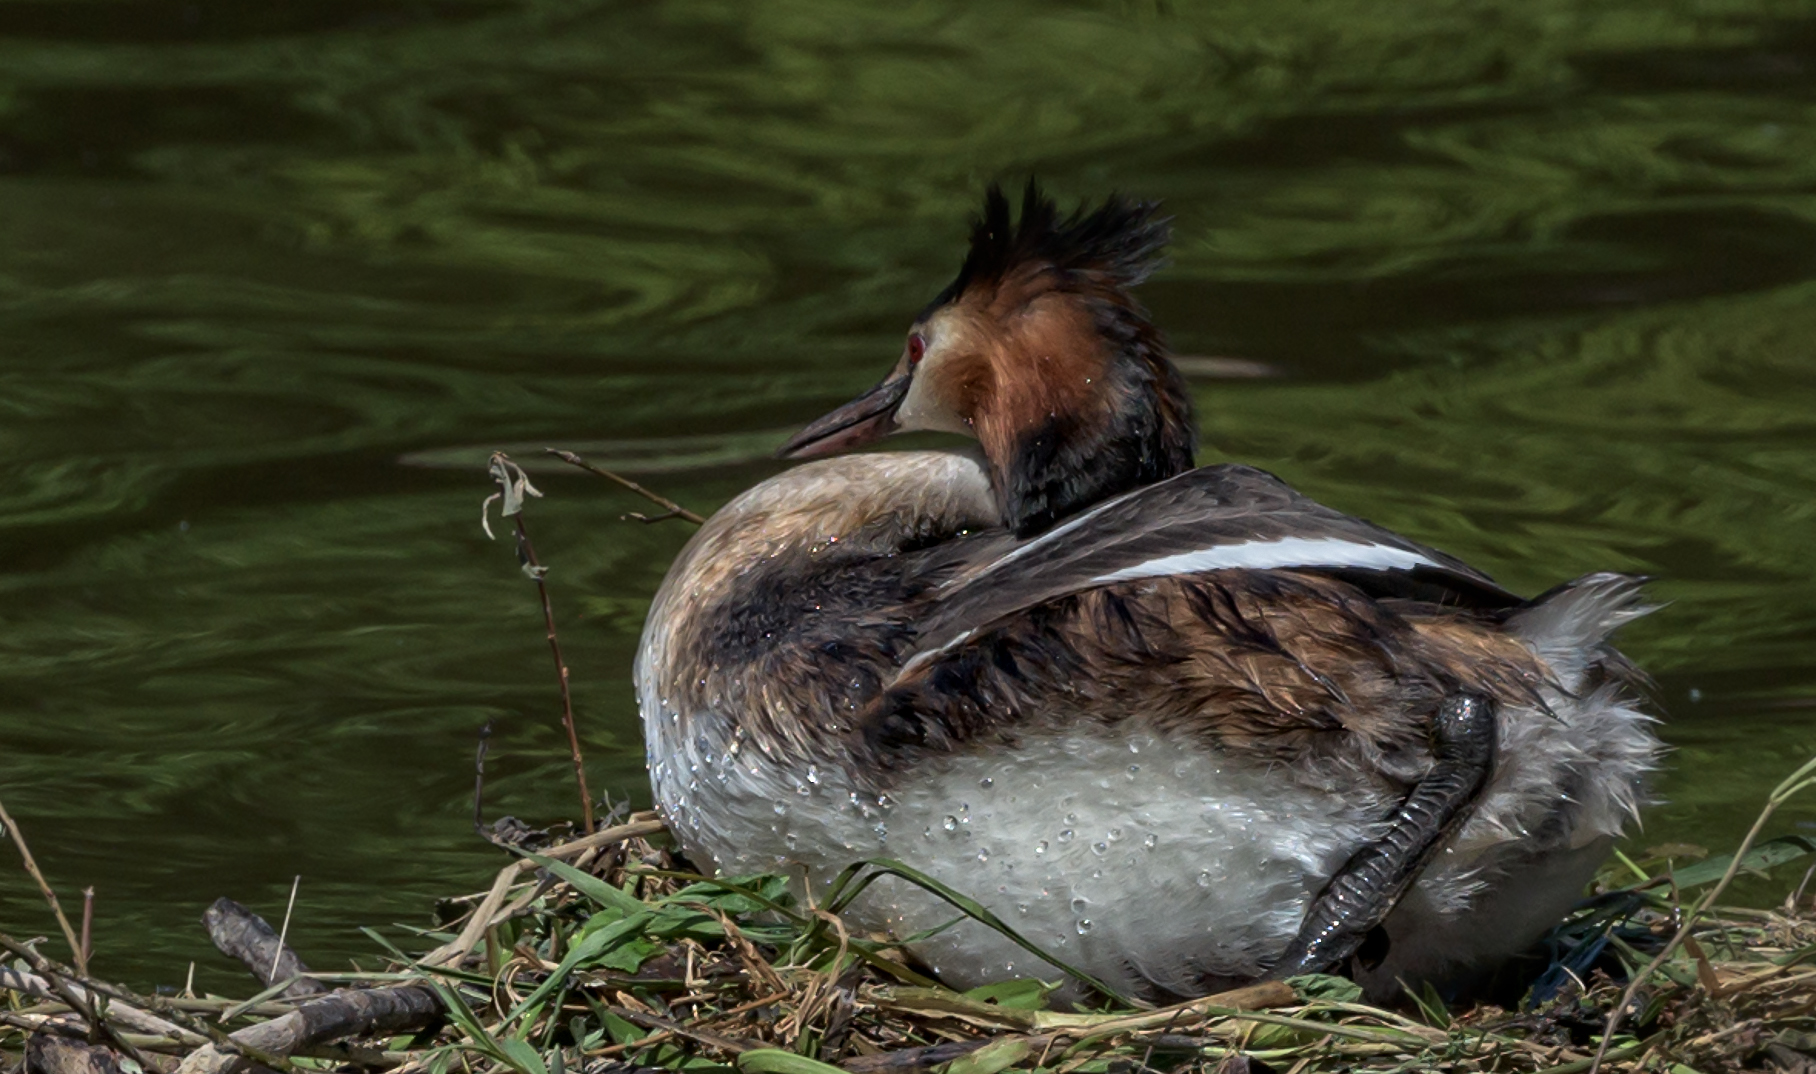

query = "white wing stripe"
[[1090, 536, 1437, 584], [940, 485, 1141, 588], [900, 627, 975, 676]]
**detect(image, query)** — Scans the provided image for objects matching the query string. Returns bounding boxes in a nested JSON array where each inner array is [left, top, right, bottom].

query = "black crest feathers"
[[922, 182, 1194, 537], [933, 181, 1171, 309]]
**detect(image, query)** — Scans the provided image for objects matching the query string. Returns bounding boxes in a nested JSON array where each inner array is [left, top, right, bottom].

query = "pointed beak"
[[777, 373, 911, 460]]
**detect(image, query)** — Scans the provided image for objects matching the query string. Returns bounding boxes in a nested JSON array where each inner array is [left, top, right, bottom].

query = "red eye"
[[907, 334, 926, 365]]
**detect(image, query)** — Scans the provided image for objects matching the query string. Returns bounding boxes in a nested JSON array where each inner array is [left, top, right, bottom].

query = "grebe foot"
[[1266, 693, 1497, 980]]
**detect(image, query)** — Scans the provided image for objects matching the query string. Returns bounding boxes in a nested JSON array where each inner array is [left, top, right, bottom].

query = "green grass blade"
[[829, 857, 1133, 1007], [1668, 835, 1816, 888], [736, 1049, 847, 1074], [517, 851, 648, 918]]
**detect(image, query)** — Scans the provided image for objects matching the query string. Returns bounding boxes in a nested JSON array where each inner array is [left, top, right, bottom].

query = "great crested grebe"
[[636, 183, 1660, 1001]]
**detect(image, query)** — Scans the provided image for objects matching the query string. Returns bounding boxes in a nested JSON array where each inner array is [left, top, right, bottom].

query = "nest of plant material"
[[5, 791, 1816, 1074]]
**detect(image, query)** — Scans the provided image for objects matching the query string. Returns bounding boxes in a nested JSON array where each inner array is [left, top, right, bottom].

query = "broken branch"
[[544, 448, 704, 525]]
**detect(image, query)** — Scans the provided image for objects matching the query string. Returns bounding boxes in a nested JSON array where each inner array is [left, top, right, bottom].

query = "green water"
[[3, 0, 1816, 989]]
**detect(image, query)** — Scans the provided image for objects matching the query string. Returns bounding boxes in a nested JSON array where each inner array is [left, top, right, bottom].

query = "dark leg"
[[1266, 693, 1497, 980]]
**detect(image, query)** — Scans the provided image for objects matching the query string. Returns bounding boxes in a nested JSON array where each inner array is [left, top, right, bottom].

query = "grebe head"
[[778, 181, 1197, 536]]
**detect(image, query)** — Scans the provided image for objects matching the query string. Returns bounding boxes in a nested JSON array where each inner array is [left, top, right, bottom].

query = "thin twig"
[[473, 719, 494, 837], [79, 888, 93, 975], [484, 452, 594, 835], [590, 1028, 675, 1058], [0, 796, 84, 971], [514, 516, 594, 835], [544, 448, 705, 525], [273, 877, 301, 987], [604, 1005, 753, 1055]]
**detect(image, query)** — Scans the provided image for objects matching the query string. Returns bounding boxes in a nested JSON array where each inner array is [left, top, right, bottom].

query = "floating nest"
[[6, 789, 1816, 1074]]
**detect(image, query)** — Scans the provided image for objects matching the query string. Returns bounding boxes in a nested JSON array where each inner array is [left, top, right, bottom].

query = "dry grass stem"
[[545, 448, 705, 525]]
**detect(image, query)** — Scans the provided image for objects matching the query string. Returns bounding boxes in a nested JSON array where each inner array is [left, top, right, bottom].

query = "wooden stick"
[[202, 899, 330, 1000], [544, 449, 705, 525], [0, 968, 204, 1046], [173, 985, 439, 1074], [79, 888, 94, 974], [0, 934, 154, 1067], [0, 796, 84, 970]]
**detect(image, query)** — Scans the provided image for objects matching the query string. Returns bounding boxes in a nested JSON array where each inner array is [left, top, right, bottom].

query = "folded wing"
[[860, 465, 1540, 767], [906, 464, 1519, 667]]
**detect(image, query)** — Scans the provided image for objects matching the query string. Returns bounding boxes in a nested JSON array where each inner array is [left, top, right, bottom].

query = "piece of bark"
[[27, 1033, 130, 1074], [174, 985, 439, 1074], [27, 1032, 130, 1074], [22, 1026, 182, 1074], [202, 898, 329, 999]]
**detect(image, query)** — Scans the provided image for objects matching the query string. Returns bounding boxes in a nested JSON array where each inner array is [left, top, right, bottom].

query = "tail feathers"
[[1508, 571, 1658, 698]]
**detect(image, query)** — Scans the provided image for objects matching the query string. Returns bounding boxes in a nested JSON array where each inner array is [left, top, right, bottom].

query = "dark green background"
[[2, 0, 1814, 989]]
